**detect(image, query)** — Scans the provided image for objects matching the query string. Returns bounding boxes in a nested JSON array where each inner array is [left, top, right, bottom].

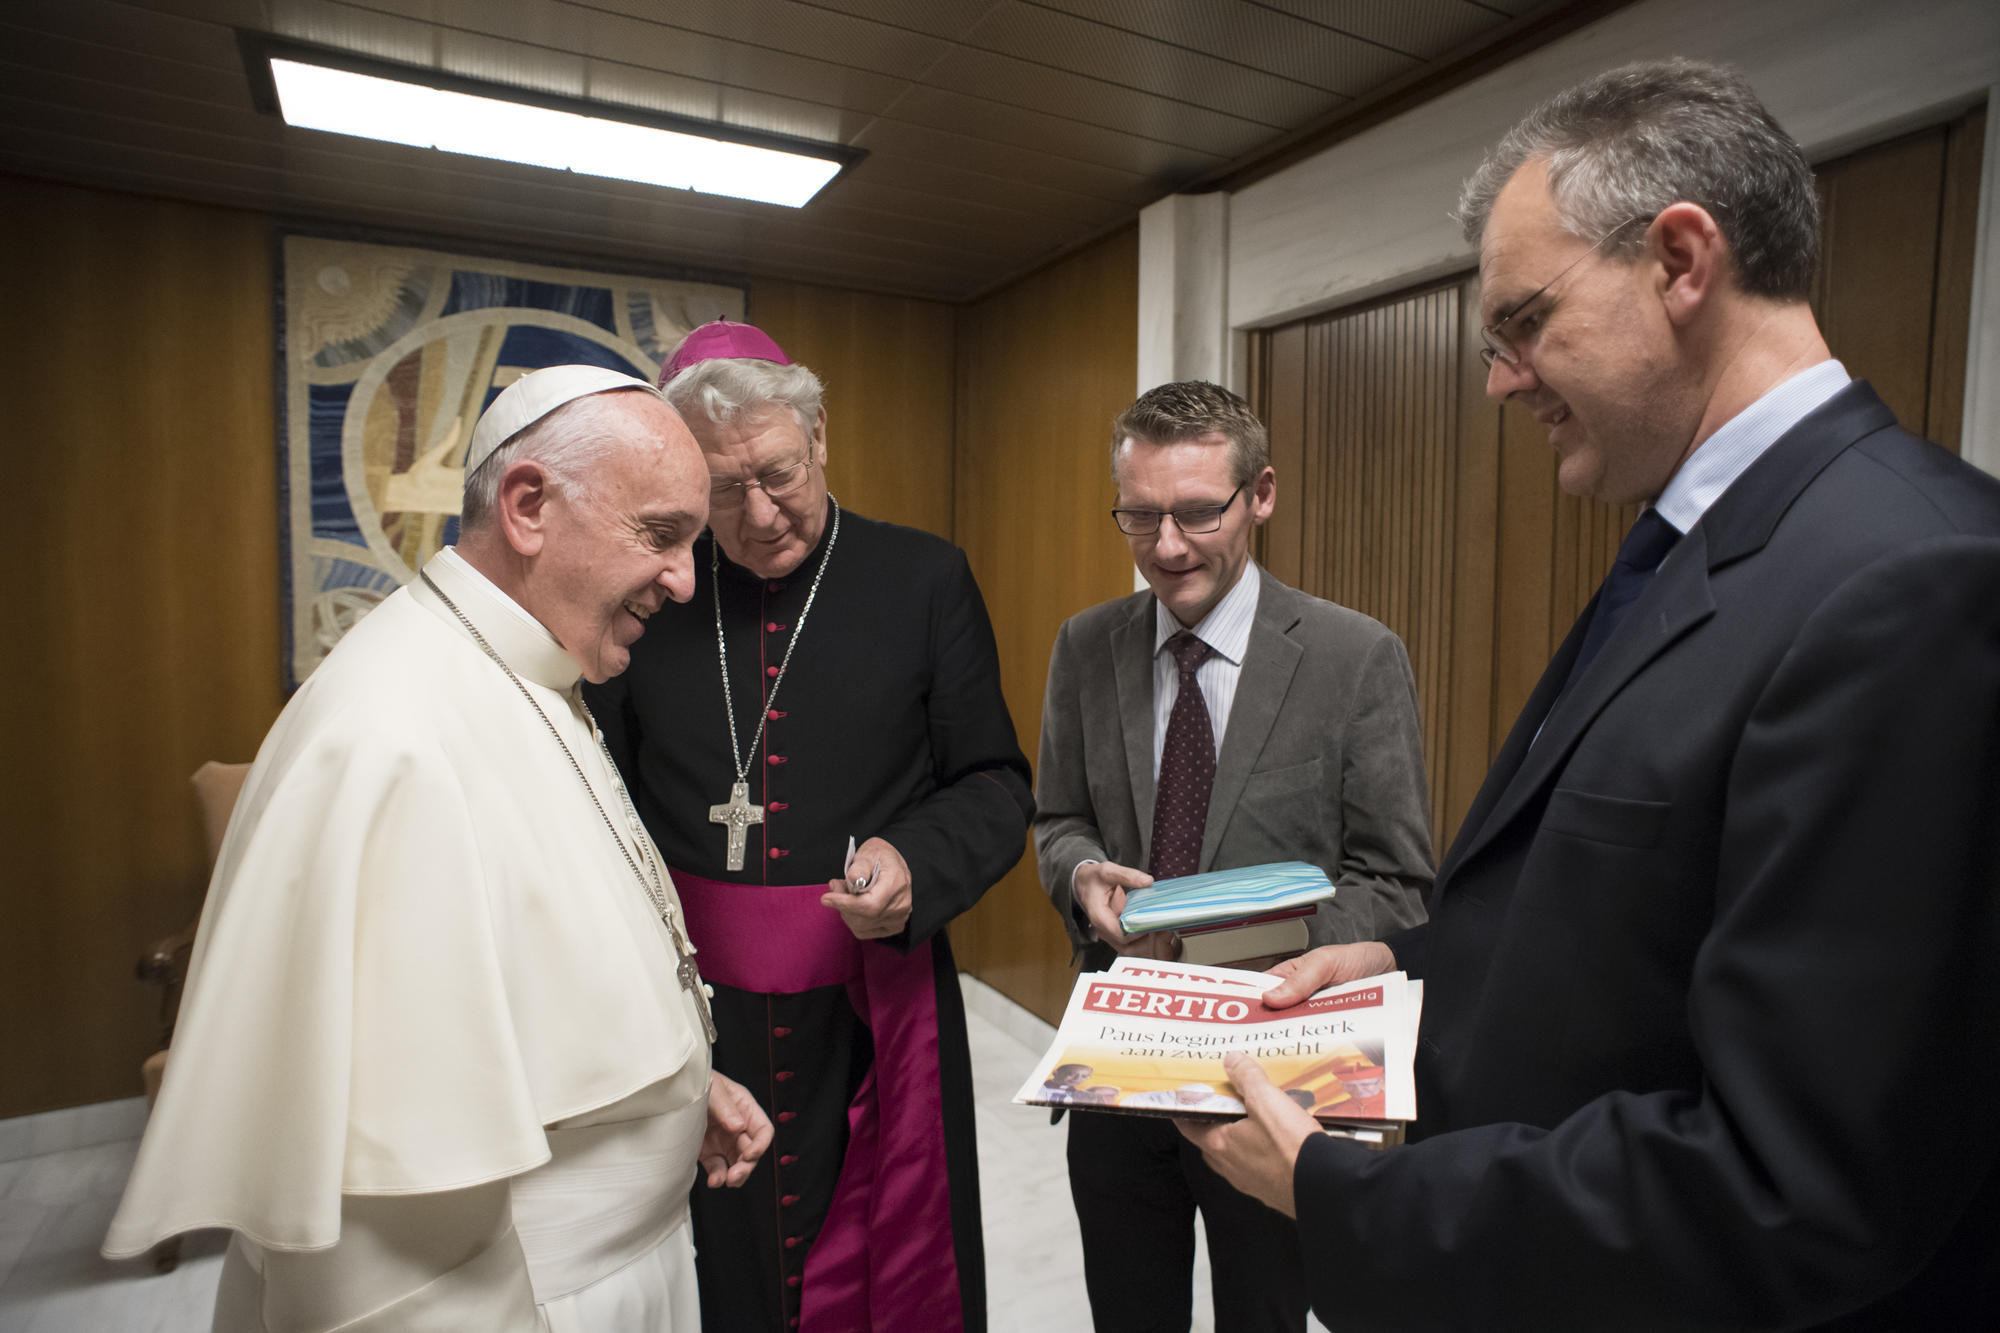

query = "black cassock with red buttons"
[[589, 502, 1032, 1333]]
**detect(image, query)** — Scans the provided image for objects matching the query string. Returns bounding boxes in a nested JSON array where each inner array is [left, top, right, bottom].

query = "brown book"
[[1178, 915, 1311, 967]]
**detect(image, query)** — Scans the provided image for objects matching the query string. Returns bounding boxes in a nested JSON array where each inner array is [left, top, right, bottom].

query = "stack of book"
[[1014, 958, 1420, 1146], [1117, 860, 1336, 968]]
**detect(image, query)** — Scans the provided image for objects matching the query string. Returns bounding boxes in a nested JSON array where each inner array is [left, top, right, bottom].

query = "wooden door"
[[1253, 105, 1984, 857]]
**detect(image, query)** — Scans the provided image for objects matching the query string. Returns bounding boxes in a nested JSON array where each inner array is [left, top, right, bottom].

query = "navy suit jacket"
[[1294, 382, 2000, 1330]]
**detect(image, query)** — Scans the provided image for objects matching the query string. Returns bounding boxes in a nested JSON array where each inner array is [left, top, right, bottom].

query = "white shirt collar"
[[1652, 359, 1851, 534], [1153, 560, 1260, 666], [413, 547, 583, 692]]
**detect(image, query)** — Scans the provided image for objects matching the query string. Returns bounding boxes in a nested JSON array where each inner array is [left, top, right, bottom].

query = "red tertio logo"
[[1080, 982, 1385, 1025], [1083, 984, 1254, 1021]]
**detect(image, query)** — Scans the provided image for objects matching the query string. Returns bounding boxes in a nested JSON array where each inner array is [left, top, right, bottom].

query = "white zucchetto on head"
[[465, 364, 664, 477]]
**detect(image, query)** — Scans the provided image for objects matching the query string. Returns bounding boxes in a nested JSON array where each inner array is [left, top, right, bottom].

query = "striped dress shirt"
[[1152, 560, 1261, 780]]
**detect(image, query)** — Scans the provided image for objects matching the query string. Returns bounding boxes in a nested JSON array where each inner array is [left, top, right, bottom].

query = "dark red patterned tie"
[[1148, 631, 1215, 880]]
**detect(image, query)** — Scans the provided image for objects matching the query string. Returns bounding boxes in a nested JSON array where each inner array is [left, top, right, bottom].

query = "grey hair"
[[662, 356, 824, 438], [1111, 380, 1270, 489], [1456, 58, 1819, 301], [459, 387, 658, 530]]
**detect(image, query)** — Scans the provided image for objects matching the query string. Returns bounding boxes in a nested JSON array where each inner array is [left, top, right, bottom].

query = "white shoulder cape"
[[105, 552, 704, 1256]]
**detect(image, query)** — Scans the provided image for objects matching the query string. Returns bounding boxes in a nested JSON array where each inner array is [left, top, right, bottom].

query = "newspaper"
[[1014, 958, 1419, 1134]]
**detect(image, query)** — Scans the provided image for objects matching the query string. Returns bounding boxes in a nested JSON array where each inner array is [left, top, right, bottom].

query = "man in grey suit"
[[1034, 380, 1433, 1333]]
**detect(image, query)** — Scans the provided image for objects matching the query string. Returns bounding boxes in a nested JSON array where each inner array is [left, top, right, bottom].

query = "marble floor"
[[0, 977, 1323, 1332]]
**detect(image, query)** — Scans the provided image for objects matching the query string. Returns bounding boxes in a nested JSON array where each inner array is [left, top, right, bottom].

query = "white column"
[[1136, 193, 1231, 394]]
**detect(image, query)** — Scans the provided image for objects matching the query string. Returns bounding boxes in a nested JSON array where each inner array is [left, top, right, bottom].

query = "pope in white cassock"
[[103, 366, 773, 1331]]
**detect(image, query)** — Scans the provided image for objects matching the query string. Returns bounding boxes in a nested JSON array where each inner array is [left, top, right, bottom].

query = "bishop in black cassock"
[[587, 321, 1031, 1333]]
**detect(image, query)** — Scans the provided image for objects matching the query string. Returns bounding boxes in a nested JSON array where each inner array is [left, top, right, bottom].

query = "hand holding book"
[[1074, 859, 1175, 956]]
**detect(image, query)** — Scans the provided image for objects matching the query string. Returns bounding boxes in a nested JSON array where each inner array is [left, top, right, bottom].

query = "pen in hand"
[[844, 835, 877, 894]]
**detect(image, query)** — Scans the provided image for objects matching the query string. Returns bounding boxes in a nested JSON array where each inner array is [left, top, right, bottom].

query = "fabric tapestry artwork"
[[279, 232, 746, 685]]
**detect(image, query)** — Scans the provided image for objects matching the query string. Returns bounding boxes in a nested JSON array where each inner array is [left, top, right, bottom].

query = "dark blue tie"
[[1556, 508, 1682, 700]]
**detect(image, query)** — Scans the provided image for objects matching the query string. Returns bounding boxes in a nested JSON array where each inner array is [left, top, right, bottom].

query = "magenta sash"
[[673, 873, 964, 1333]]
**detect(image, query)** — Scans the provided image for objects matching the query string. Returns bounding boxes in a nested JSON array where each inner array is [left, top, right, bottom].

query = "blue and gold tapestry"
[[280, 233, 745, 684]]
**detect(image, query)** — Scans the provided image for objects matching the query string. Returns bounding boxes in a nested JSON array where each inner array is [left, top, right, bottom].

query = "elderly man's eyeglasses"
[[710, 450, 814, 510], [1478, 216, 1646, 369], [1112, 484, 1243, 536]]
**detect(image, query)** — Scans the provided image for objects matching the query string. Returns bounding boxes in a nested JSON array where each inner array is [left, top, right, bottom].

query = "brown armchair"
[[134, 759, 249, 1271]]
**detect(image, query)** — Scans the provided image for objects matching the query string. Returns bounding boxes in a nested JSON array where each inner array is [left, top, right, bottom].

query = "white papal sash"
[[511, 1093, 707, 1304]]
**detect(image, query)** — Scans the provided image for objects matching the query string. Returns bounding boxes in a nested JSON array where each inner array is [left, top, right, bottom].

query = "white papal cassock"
[[105, 547, 712, 1331]]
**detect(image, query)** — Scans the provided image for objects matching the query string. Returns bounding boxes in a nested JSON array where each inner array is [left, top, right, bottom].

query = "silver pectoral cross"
[[708, 781, 764, 872]]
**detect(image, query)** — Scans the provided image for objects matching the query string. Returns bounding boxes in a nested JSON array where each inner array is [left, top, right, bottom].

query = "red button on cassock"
[[773, 1026, 793, 1037], [767, 708, 784, 720], [780, 1154, 799, 1166], [787, 1276, 801, 1289], [769, 847, 788, 859], [769, 801, 789, 812], [785, 1236, 801, 1249], [767, 754, 786, 766], [778, 1111, 797, 1122], [781, 1194, 800, 1206], [775, 1070, 794, 1082], [767, 580, 782, 592], [767, 621, 786, 632], [765, 665, 781, 678]]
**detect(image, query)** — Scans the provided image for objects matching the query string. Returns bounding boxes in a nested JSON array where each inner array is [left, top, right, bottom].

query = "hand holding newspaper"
[[1015, 958, 1420, 1145]]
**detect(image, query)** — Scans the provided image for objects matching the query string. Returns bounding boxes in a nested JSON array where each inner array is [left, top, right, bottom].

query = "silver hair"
[[662, 356, 824, 438], [459, 388, 657, 530], [1456, 59, 1819, 301]]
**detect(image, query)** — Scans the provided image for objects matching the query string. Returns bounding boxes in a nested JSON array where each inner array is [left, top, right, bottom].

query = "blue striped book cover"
[[1117, 861, 1335, 934]]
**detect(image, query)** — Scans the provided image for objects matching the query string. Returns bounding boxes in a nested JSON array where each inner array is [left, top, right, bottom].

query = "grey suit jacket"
[[1035, 566, 1433, 966]]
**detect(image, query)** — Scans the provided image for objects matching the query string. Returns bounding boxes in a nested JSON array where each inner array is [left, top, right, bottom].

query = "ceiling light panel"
[[268, 57, 845, 208]]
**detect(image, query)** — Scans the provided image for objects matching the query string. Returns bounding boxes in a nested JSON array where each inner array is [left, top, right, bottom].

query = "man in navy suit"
[[1183, 59, 2000, 1330]]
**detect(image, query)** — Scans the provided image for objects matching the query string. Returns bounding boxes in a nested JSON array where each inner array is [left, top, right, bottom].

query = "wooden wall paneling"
[[1368, 305, 1390, 627], [1258, 322, 1307, 586], [1389, 303, 1414, 803], [1, 176, 285, 1117], [1348, 308, 1367, 609], [1341, 308, 1366, 615], [1490, 399, 1558, 742], [747, 277, 957, 537], [1369, 326, 1387, 715], [1547, 478, 1582, 658], [1421, 297, 1444, 665], [1421, 288, 1456, 844], [1393, 302, 1417, 770], [1393, 301, 1408, 619], [1369, 334, 1386, 647], [1307, 318, 1336, 602], [1812, 124, 1949, 435], [1445, 275, 1501, 846], [950, 228, 1139, 1026], [1324, 315, 1344, 616], [1927, 105, 1986, 453], [1260, 280, 1467, 854]]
